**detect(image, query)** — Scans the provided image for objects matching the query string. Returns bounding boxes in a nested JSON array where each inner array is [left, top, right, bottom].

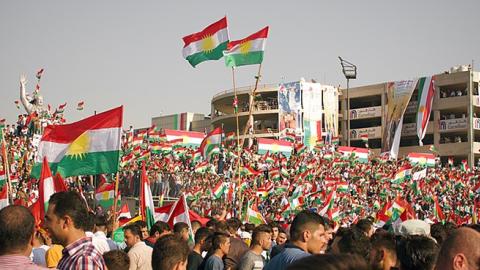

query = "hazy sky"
[[1, 1, 479, 128]]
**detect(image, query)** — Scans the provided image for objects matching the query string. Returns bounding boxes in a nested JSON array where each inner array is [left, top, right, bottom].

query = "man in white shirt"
[[85, 213, 110, 255], [124, 224, 152, 270], [94, 215, 118, 252]]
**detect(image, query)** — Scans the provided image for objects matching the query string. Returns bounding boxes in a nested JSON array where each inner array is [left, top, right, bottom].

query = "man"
[[44, 191, 106, 269], [436, 227, 480, 270], [94, 215, 118, 251], [85, 213, 110, 255], [270, 228, 288, 258], [224, 218, 249, 270], [174, 222, 190, 242], [263, 210, 327, 270], [152, 234, 190, 270], [356, 219, 375, 238], [396, 235, 438, 270], [0, 205, 47, 269], [187, 227, 212, 270], [103, 250, 130, 270], [369, 233, 398, 270], [124, 224, 153, 270], [205, 232, 231, 270], [145, 221, 172, 248], [334, 227, 371, 261], [135, 220, 150, 241], [237, 225, 272, 270]]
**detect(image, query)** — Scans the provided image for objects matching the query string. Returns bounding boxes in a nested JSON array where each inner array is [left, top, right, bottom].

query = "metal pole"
[[347, 78, 350, 146]]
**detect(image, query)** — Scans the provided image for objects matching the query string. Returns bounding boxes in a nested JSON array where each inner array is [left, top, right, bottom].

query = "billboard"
[[278, 81, 302, 135]]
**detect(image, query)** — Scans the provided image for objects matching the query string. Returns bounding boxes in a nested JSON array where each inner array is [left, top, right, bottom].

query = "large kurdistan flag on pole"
[[416, 76, 435, 146], [182, 17, 229, 67], [31, 106, 123, 178], [224, 26, 269, 67]]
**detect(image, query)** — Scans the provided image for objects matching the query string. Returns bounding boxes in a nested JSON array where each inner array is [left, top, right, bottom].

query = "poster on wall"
[[301, 81, 323, 149], [381, 79, 418, 159], [323, 85, 339, 139], [278, 81, 302, 136]]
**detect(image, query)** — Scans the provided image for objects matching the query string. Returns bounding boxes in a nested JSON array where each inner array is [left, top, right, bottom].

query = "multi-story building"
[[151, 112, 210, 133], [343, 66, 480, 166], [211, 66, 480, 166]]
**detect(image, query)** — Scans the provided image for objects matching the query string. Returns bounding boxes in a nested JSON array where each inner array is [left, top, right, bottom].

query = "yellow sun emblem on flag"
[[201, 34, 216, 53], [239, 40, 252, 55], [67, 132, 90, 160], [272, 143, 280, 153]]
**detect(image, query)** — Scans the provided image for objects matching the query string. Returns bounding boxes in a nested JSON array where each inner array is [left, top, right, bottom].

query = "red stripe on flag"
[[164, 129, 205, 139], [422, 78, 435, 130], [258, 138, 292, 147], [182, 17, 228, 47], [227, 26, 269, 49], [41, 106, 123, 143], [316, 120, 322, 140]]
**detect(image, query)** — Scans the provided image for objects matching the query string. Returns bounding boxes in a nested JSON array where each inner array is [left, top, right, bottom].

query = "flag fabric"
[[448, 157, 454, 167], [336, 182, 349, 193], [95, 182, 116, 208], [199, 127, 222, 161], [117, 204, 132, 220], [337, 146, 369, 163], [77, 101, 85, 111], [360, 134, 369, 147], [257, 138, 293, 157], [433, 196, 445, 222], [412, 168, 427, 181], [212, 182, 226, 199], [416, 76, 435, 146], [224, 26, 269, 67], [319, 191, 336, 216], [38, 157, 55, 224], [140, 161, 156, 229], [247, 201, 266, 225], [393, 166, 412, 184], [407, 153, 436, 167], [164, 129, 205, 148], [0, 185, 8, 210], [166, 195, 195, 243], [0, 170, 6, 187], [182, 17, 229, 67], [461, 160, 469, 171], [31, 106, 122, 178]]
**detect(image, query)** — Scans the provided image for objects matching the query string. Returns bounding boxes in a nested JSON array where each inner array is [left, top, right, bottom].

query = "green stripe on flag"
[[225, 51, 264, 67], [186, 41, 228, 67], [31, 150, 120, 178]]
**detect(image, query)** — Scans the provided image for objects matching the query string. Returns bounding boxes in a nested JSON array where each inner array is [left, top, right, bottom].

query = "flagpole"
[[240, 63, 263, 146], [231, 67, 245, 217], [1, 133, 12, 205], [113, 172, 120, 221]]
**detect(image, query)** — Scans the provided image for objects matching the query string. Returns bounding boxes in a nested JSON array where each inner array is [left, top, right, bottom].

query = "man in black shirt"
[[187, 227, 213, 270]]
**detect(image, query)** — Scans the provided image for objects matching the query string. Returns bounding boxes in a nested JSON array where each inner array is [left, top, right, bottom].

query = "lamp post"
[[339, 57, 357, 146]]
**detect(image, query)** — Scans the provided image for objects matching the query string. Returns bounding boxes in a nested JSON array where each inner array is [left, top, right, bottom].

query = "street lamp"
[[339, 56, 357, 147]]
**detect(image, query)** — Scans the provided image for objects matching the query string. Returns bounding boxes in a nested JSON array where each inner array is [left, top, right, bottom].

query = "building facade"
[[151, 112, 210, 133], [211, 67, 480, 166]]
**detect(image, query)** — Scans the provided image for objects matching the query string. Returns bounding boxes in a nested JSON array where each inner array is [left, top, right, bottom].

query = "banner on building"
[[323, 86, 339, 138], [278, 81, 302, 136], [382, 79, 418, 159], [301, 81, 323, 149]]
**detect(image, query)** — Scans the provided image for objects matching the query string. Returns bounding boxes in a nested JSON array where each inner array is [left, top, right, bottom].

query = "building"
[[151, 112, 210, 133], [211, 66, 480, 166], [343, 66, 480, 166]]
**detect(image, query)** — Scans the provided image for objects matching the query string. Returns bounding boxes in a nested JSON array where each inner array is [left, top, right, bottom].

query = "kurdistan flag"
[[182, 17, 229, 67], [140, 161, 156, 229], [224, 26, 269, 67], [199, 127, 222, 160], [247, 201, 266, 225], [39, 157, 55, 224], [416, 76, 435, 146], [95, 182, 116, 208], [31, 106, 122, 178]]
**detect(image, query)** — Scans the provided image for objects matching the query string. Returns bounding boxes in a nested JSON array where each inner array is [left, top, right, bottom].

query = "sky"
[[1, 0, 479, 128]]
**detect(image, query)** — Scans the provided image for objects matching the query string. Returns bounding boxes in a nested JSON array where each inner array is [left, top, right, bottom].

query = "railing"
[[212, 83, 279, 99]]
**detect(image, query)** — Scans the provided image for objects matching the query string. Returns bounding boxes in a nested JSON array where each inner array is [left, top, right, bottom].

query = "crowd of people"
[[1, 108, 480, 269]]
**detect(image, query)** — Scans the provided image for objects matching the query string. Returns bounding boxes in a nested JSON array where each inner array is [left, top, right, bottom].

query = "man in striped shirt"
[[45, 191, 107, 270]]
